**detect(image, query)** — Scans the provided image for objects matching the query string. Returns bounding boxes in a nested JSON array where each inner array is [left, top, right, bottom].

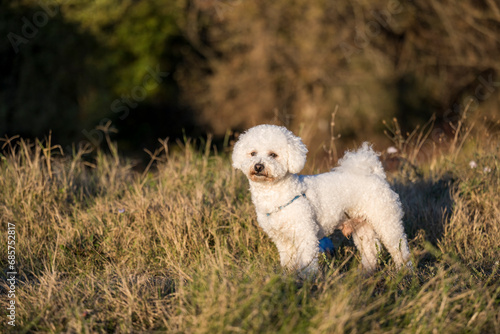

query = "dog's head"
[[232, 125, 308, 183]]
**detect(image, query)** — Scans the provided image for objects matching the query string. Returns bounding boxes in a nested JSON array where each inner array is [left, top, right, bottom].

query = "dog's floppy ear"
[[284, 129, 308, 174], [231, 132, 247, 171]]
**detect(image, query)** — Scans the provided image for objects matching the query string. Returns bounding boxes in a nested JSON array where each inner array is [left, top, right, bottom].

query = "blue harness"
[[266, 193, 306, 216], [319, 237, 335, 254], [265, 192, 335, 254]]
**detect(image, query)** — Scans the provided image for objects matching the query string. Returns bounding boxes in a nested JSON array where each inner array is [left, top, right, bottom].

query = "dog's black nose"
[[254, 163, 265, 173]]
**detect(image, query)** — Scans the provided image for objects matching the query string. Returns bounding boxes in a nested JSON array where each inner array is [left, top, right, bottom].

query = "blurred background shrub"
[[1, 0, 499, 155]]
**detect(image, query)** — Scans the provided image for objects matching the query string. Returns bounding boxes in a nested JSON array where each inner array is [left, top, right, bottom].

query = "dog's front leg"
[[271, 221, 320, 278]]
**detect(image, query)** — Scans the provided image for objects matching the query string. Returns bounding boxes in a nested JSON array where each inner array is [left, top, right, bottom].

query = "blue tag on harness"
[[319, 237, 335, 254]]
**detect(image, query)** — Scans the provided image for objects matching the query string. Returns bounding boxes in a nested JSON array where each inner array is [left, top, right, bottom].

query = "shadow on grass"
[[395, 176, 454, 244]]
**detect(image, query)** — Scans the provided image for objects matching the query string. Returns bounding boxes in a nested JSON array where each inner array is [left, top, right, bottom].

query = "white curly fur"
[[232, 124, 412, 277]]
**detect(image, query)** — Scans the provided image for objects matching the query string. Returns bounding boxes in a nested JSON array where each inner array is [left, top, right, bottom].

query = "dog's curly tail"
[[334, 142, 386, 179]]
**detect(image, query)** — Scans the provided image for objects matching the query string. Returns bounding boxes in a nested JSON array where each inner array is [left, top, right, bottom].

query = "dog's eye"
[[250, 151, 257, 156], [269, 152, 278, 158]]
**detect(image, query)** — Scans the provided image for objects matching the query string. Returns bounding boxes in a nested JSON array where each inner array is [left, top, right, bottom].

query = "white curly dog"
[[232, 124, 411, 276]]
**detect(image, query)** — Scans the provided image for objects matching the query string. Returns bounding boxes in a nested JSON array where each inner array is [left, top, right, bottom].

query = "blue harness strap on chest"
[[266, 193, 306, 217]]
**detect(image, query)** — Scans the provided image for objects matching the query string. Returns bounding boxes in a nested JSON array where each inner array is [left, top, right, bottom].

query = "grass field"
[[1, 124, 499, 333]]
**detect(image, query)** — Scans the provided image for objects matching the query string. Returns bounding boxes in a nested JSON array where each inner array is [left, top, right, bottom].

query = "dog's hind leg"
[[350, 222, 382, 273], [357, 187, 412, 270], [375, 221, 411, 269]]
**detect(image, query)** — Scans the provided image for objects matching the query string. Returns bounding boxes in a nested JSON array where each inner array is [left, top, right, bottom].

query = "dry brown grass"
[[0, 121, 499, 332]]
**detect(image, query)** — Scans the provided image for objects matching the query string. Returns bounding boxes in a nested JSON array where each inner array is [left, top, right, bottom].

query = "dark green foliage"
[[1, 0, 190, 150]]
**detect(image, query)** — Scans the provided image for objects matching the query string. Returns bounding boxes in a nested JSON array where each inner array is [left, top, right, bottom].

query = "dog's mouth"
[[249, 170, 274, 182]]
